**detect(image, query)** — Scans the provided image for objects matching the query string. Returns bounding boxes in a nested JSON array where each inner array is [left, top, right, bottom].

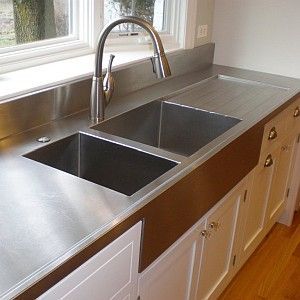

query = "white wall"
[[212, 0, 300, 79], [194, 0, 215, 47]]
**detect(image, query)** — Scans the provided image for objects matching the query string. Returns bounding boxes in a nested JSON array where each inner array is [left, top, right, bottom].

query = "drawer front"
[[260, 110, 287, 154]]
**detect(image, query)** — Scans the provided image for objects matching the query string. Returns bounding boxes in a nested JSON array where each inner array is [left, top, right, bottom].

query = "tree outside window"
[[0, 0, 70, 48], [105, 0, 165, 32]]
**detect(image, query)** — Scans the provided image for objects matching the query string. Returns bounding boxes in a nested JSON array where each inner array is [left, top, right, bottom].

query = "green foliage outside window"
[[109, 0, 155, 23]]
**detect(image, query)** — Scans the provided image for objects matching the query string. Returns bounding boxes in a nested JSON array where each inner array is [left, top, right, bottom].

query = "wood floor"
[[219, 212, 300, 300]]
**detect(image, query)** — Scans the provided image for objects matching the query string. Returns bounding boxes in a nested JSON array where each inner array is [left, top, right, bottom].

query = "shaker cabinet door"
[[266, 138, 294, 228], [138, 220, 205, 300], [39, 222, 142, 300], [240, 151, 277, 260], [196, 186, 242, 300]]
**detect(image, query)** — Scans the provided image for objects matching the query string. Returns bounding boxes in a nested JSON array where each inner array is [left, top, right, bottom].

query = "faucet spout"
[[90, 16, 171, 124]]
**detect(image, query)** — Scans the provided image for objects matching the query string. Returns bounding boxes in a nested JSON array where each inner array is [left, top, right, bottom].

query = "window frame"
[[0, 0, 102, 73], [0, 0, 196, 74], [0, 1, 78, 56]]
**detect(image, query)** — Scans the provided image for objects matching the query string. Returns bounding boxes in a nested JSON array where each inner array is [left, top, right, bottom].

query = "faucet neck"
[[94, 16, 165, 78], [90, 16, 171, 124]]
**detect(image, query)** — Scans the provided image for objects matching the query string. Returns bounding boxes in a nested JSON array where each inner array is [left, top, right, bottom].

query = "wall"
[[194, 0, 215, 47], [212, 0, 300, 79]]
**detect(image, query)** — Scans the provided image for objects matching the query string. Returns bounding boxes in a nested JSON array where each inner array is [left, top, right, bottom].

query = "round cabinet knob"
[[294, 107, 300, 118], [200, 230, 211, 239], [209, 221, 220, 231], [268, 127, 278, 140], [264, 154, 273, 168], [281, 145, 288, 151]]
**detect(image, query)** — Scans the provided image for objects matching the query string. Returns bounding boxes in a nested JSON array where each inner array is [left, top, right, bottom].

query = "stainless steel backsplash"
[[0, 43, 214, 140]]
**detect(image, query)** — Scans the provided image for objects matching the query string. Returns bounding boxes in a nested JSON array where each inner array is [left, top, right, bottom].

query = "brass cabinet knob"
[[264, 154, 273, 168], [209, 221, 220, 231], [200, 230, 211, 239], [268, 127, 278, 140], [294, 106, 300, 118]]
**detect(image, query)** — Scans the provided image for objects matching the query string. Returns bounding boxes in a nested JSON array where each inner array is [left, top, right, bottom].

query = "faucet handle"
[[150, 53, 171, 79], [150, 56, 156, 74], [107, 54, 115, 73], [103, 54, 115, 105]]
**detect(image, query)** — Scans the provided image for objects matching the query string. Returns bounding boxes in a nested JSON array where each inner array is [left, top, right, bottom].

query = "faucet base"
[[90, 76, 105, 124]]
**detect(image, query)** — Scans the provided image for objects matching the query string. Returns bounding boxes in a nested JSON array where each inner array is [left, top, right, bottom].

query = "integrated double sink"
[[93, 100, 241, 156], [25, 100, 241, 196]]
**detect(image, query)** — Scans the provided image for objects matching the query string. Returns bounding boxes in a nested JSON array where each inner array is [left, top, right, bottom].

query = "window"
[[103, 0, 181, 48], [104, 0, 166, 33], [0, 0, 72, 48], [0, 0, 100, 72], [0, 0, 194, 73]]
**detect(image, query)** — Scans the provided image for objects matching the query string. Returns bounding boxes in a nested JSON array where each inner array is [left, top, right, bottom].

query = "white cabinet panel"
[[196, 186, 242, 300], [138, 220, 205, 300], [39, 222, 142, 300], [280, 134, 300, 226], [239, 153, 276, 261], [266, 138, 294, 227]]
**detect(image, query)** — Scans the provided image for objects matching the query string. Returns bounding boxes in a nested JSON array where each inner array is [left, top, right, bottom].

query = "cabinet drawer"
[[286, 97, 300, 135], [260, 110, 287, 153]]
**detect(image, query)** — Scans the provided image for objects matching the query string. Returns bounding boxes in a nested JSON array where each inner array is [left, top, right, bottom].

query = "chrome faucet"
[[90, 16, 172, 124]]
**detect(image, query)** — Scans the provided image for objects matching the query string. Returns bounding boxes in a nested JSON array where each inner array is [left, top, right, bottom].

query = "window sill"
[[0, 45, 181, 103]]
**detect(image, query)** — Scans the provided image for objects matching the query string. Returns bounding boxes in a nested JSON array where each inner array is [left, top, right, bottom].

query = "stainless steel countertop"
[[0, 64, 299, 299]]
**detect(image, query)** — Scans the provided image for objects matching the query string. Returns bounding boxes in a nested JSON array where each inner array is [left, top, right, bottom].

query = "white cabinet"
[[196, 179, 248, 300], [237, 139, 293, 265], [279, 98, 300, 225], [138, 176, 250, 300], [39, 222, 142, 300], [238, 151, 277, 262], [265, 137, 294, 229], [138, 220, 205, 300], [138, 98, 300, 300], [238, 106, 297, 264], [238, 138, 293, 265], [280, 134, 300, 225]]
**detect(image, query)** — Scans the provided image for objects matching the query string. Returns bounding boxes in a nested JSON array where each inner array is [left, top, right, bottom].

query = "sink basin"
[[24, 133, 177, 196], [93, 101, 241, 156]]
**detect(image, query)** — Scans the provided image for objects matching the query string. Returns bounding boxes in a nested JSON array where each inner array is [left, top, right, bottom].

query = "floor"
[[219, 212, 300, 300]]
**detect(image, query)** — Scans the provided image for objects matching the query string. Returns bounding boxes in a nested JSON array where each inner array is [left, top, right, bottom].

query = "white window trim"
[[0, 0, 102, 73], [182, 0, 197, 49], [0, 0, 197, 74]]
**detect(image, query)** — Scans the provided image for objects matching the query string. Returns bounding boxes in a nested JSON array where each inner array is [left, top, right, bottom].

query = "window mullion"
[[131, 0, 135, 32]]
